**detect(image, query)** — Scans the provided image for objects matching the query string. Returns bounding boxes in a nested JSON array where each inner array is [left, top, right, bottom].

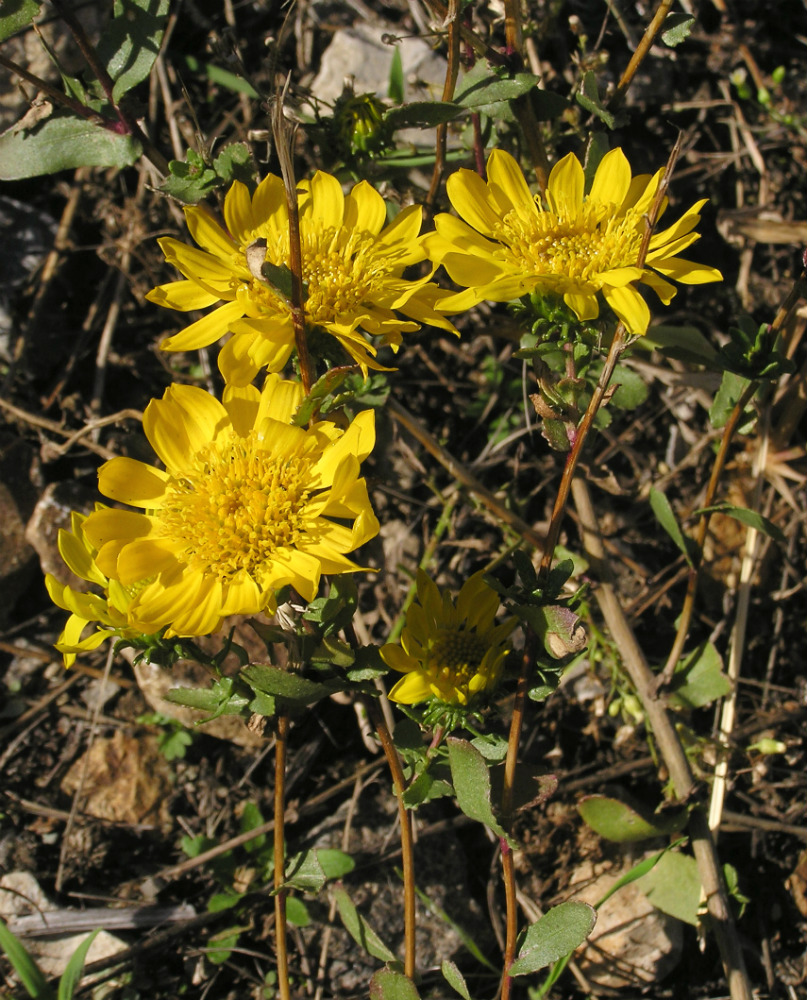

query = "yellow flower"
[[81, 377, 379, 638], [45, 510, 140, 667], [381, 570, 517, 706], [147, 171, 458, 384], [425, 148, 722, 335]]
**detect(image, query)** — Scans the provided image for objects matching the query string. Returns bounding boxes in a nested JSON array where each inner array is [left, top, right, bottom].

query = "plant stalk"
[[364, 697, 417, 980], [426, 0, 462, 212], [274, 712, 291, 1000]]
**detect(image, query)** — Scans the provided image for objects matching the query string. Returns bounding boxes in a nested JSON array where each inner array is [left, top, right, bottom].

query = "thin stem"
[[611, 0, 676, 109], [503, 0, 522, 53], [364, 697, 416, 980], [272, 77, 315, 395], [274, 713, 291, 1000], [426, 0, 462, 213], [498, 638, 534, 1000]]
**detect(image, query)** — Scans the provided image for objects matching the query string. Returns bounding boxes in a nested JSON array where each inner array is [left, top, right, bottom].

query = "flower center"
[[156, 431, 314, 581], [429, 629, 488, 690], [241, 226, 396, 327], [496, 201, 645, 285]]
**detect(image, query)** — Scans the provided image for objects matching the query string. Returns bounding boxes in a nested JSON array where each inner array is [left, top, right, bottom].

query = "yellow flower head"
[[45, 510, 140, 667], [425, 148, 722, 335], [81, 377, 379, 638], [147, 171, 458, 384], [381, 570, 517, 706]]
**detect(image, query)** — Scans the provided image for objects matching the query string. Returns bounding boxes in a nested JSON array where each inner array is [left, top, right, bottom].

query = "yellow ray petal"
[[344, 180, 387, 234], [546, 152, 585, 218], [98, 457, 170, 507], [160, 300, 245, 352], [487, 149, 537, 218], [224, 180, 255, 244], [185, 205, 239, 259], [603, 284, 651, 335], [589, 147, 632, 207], [146, 280, 220, 312], [307, 170, 344, 231]]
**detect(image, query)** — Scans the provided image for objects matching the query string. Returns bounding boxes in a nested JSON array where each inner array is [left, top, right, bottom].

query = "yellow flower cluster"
[[50, 148, 720, 702]]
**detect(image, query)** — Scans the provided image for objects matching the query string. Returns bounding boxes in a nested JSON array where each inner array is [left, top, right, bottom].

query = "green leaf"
[[0, 0, 41, 43], [640, 324, 719, 365], [668, 642, 731, 710], [369, 970, 420, 1000], [455, 69, 541, 109], [240, 801, 266, 853], [508, 901, 596, 976], [165, 677, 250, 721], [576, 71, 617, 129], [213, 141, 255, 188], [609, 364, 649, 410], [578, 795, 688, 843], [401, 766, 454, 808], [388, 45, 405, 105], [285, 896, 310, 927], [206, 926, 244, 964], [471, 732, 509, 761], [158, 727, 192, 761], [0, 918, 54, 999], [661, 12, 696, 47], [57, 930, 100, 1000], [637, 850, 701, 924], [517, 604, 586, 659], [182, 54, 259, 97], [333, 886, 398, 964], [284, 850, 328, 893], [207, 891, 241, 914], [240, 664, 343, 710], [316, 849, 355, 880], [383, 101, 463, 130], [447, 738, 511, 843], [0, 114, 142, 179], [709, 371, 754, 430], [96, 0, 170, 103], [695, 503, 785, 545], [441, 961, 471, 1000], [649, 487, 696, 567]]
